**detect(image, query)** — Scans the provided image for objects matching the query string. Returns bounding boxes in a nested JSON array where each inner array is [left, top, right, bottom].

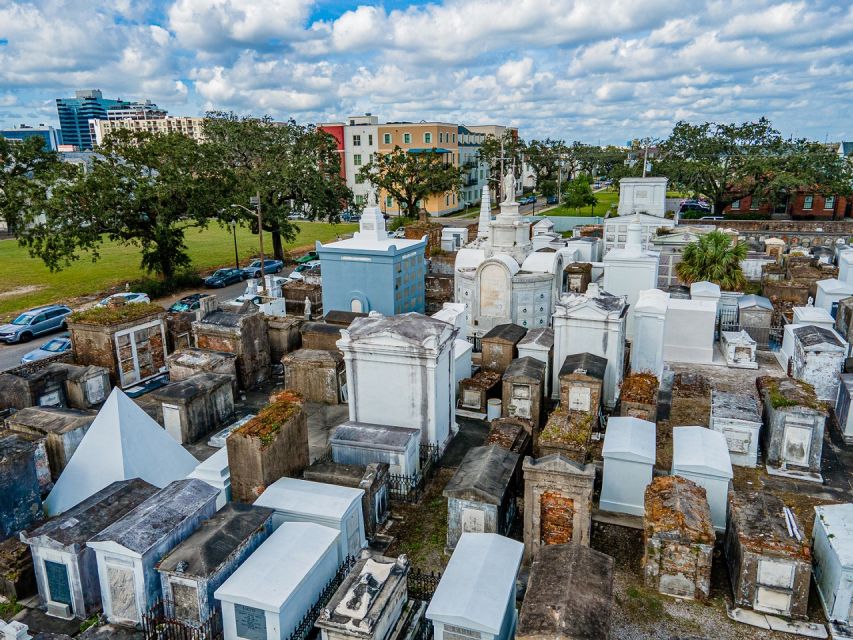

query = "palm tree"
[[676, 230, 748, 291]]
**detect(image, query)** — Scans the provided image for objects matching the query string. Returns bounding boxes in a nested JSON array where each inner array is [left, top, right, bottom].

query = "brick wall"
[[540, 490, 574, 546]]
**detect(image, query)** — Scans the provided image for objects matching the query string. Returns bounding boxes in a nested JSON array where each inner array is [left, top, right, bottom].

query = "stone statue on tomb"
[[808, 296, 814, 306], [502, 169, 516, 203], [367, 185, 377, 207], [304, 296, 312, 320]]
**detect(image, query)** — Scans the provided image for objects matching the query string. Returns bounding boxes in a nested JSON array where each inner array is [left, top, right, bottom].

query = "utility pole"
[[250, 192, 266, 282], [642, 144, 650, 178]]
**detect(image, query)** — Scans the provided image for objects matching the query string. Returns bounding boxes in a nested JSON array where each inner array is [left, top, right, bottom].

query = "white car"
[[97, 292, 151, 307]]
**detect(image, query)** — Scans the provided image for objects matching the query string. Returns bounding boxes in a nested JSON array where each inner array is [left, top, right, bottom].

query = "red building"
[[724, 192, 851, 219], [318, 123, 346, 179]]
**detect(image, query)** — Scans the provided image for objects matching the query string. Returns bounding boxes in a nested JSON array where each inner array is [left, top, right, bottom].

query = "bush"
[[129, 270, 203, 299], [387, 217, 407, 232]]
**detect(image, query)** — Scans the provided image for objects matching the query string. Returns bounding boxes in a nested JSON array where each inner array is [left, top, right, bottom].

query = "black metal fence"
[[142, 601, 223, 640], [285, 555, 358, 640], [718, 307, 783, 351], [388, 443, 441, 503], [408, 568, 442, 602]]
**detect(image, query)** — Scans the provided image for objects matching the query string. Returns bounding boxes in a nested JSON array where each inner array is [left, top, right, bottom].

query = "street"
[[0, 279, 249, 372]]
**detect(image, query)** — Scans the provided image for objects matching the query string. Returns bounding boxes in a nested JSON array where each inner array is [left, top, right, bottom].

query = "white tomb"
[[552, 284, 627, 406], [45, 388, 199, 515], [600, 417, 656, 517], [671, 427, 733, 532], [617, 177, 668, 218], [603, 213, 675, 254], [441, 228, 468, 253], [517, 328, 554, 397], [603, 222, 660, 336], [816, 279, 853, 317], [840, 251, 853, 286], [663, 298, 716, 364], [720, 330, 758, 369], [426, 533, 523, 640], [631, 289, 670, 379], [452, 339, 474, 396], [186, 447, 231, 509], [690, 281, 721, 312], [793, 305, 835, 330], [835, 375, 853, 445], [215, 522, 341, 640], [710, 392, 762, 467], [252, 477, 366, 562], [812, 504, 853, 635], [337, 312, 458, 451], [790, 325, 847, 401]]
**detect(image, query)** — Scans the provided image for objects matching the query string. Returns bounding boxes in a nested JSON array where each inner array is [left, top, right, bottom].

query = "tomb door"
[[540, 490, 573, 545], [44, 560, 72, 607], [754, 559, 794, 616], [568, 385, 591, 412], [234, 603, 267, 640], [106, 564, 139, 623], [162, 404, 183, 443], [115, 321, 166, 387], [722, 427, 751, 455], [346, 511, 361, 557], [782, 421, 812, 467], [85, 374, 106, 404], [461, 508, 485, 533], [510, 384, 532, 419]]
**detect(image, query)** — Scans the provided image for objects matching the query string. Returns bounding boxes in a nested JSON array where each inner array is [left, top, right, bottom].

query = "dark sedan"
[[204, 268, 245, 288]]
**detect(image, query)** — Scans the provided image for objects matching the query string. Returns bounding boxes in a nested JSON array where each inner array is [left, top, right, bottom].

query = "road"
[[0, 279, 250, 373]]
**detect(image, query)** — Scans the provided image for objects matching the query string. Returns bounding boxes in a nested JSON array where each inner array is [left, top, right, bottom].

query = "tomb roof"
[[711, 391, 761, 423], [6, 406, 96, 435], [517, 327, 554, 349], [331, 421, 419, 451], [324, 310, 368, 326], [814, 504, 853, 568], [517, 543, 613, 640], [150, 372, 232, 402], [793, 325, 846, 350], [602, 417, 655, 463], [426, 533, 523, 634], [301, 321, 345, 337], [729, 491, 809, 560], [672, 426, 733, 478], [559, 352, 607, 380], [282, 348, 344, 364], [644, 476, 714, 544], [253, 477, 363, 519], [22, 479, 157, 548], [482, 323, 527, 344], [89, 479, 217, 555], [345, 312, 455, 345], [443, 445, 519, 505], [738, 294, 773, 311], [157, 503, 274, 578], [503, 356, 545, 382]]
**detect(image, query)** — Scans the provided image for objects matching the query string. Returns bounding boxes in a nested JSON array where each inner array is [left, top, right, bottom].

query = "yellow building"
[[377, 122, 461, 216]]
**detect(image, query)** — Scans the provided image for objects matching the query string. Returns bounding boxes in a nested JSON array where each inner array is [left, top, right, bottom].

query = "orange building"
[[377, 122, 461, 216]]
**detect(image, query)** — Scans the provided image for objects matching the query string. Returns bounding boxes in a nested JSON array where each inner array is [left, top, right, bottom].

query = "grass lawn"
[[0, 221, 357, 318], [548, 189, 619, 217]]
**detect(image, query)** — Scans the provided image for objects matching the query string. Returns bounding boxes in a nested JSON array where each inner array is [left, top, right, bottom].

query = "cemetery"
[[5, 176, 853, 640]]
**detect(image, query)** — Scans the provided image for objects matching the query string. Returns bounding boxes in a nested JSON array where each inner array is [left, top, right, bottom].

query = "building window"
[[452, 133, 457, 143], [386, 195, 393, 209], [424, 132, 432, 144], [355, 194, 364, 205], [368, 134, 373, 145], [803, 195, 814, 210], [446, 195, 450, 206], [403, 133, 411, 144], [731, 199, 740, 210], [352, 135, 361, 146], [750, 198, 759, 210], [439, 132, 444, 143], [383, 133, 391, 144], [353, 154, 362, 166], [825, 196, 835, 209], [355, 175, 364, 184]]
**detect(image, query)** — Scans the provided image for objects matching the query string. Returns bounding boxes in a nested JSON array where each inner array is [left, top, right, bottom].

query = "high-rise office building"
[[55, 90, 164, 150], [0, 124, 61, 151]]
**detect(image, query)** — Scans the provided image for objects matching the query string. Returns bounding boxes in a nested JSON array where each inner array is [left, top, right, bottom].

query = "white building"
[[603, 212, 675, 254], [343, 115, 380, 207], [337, 312, 458, 451], [455, 183, 579, 339], [552, 283, 628, 406], [600, 417, 656, 517], [90, 116, 206, 146], [252, 478, 366, 562], [617, 177, 669, 218], [426, 533, 523, 640], [662, 298, 717, 364], [215, 522, 341, 640], [603, 222, 660, 336], [671, 427, 733, 532]]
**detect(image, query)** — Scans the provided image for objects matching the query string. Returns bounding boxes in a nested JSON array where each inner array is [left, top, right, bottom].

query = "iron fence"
[[408, 568, 443, 602], [142, 600, 223, 640], [388, 443, 441, 503], [718, 307, 783, 351], [284, 555, 358, 640]]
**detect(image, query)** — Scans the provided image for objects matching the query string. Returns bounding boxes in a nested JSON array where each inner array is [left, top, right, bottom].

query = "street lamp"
[[229, 219, 239, 271], [231, 193, 265, 281]]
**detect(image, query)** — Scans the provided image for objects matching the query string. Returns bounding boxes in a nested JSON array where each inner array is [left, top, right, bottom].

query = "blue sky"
[[1, 0, 852, 143]]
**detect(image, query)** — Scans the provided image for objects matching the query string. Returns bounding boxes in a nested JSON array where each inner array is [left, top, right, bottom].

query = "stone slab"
[[766, 465, 824, 484], [729, 608, 828, 638], [207, 413, 255, 448]]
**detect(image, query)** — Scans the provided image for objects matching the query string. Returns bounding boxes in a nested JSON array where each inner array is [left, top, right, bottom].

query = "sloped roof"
[[602, 417, 655, 463], [443, 445, 519, 504], [559, 352, 607, 380], [44, 388, 199, 515], [517, 327, 554, 349], [345, 312, 454, 346], [253, 477, 363, 520], [738, 294, 773, 311], [331, 421, 419, 451], [426, 533, 523, 634], [503, 356, 546, 382], [793, 325, 846, 351], [672, 426, 733, 479], [482, 323, 527, 344], [730, 491, 809, 560], [644, 475, 714, 544]]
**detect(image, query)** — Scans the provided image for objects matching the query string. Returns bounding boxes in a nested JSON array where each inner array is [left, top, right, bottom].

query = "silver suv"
[[0, 305, 73, 344]]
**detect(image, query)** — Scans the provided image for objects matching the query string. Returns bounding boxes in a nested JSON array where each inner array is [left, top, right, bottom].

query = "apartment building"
[[90, 116, 206, 146], [458, 126, 489, 209]]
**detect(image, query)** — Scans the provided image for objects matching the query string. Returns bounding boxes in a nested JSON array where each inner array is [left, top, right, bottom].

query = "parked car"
[[204, 268, 246, 288], [295, 251, 319, 264], [679, 202, 712, 214], [546, 195, 559, 205], [242, 259, 284, 279], [519, 195, 537, 205], [699, 216, 725, 221], [96, 292, 151, 307], [21, 335, 72, 364], [168, 293, 206, 313], [0, 304, 73, 344], [287, 261, 320, 281], [391, 228, 406, 238], [287, 212, 307, 220]]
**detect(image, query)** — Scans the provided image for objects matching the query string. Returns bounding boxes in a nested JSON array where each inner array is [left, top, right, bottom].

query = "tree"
[[676, 231, 748, 291], [562, 175, 597, 213], [658, 118, 785, 215], [524, 138, 567, 198], [17, 130, 231, 278], [204, 112, 352, 260], [478, 130, 525, 201], [357, 147, 462, 222], [0, 136, 69, 233]]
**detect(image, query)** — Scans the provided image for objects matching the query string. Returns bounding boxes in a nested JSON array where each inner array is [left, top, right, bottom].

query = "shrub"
[[128, 270, 203, 299]]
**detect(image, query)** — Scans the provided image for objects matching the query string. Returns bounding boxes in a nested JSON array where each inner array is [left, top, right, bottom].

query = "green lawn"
[[0, 221, 356, 318], [548, 189, 619, 217]]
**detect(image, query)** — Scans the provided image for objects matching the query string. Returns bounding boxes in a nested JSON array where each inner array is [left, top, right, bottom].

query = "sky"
[[0, 0, 852, 144]]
